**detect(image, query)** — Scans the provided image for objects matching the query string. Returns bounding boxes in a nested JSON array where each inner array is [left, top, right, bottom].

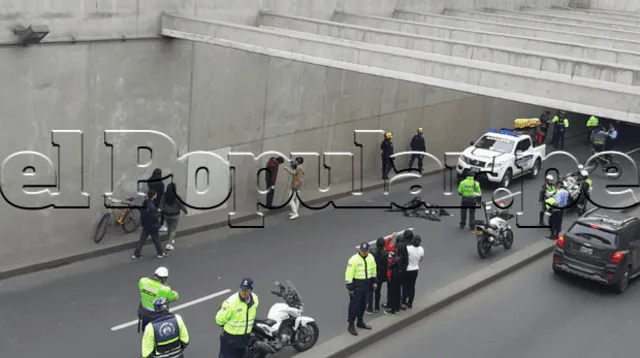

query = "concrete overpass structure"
[[1, 0, 639, 274]]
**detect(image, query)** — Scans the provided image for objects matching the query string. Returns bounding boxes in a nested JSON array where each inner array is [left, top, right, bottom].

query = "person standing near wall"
[[284, 157, 304, 220], [264, 157, 284, 209], [408, 128, 426, 172], [161, 183, 188, 251], [380, 132, 394, 180], [133, 190, 167, 259], [554, 112, 569, 150], [586, 115, 599, 144], [539, 110, 550, 143], [148, 168, 168, 232], [384, 242, 408, 316]]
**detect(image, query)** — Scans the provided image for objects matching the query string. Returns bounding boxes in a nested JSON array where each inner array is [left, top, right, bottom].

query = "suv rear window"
[[569, 223, 618, 246]]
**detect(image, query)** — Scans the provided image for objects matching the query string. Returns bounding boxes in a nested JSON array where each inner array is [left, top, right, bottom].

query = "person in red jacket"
[[381, 230, 413, 310], [263, 156, 284, 208]]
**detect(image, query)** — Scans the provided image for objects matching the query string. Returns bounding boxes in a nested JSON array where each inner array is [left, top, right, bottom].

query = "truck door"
[[514, 138, 533, 176]]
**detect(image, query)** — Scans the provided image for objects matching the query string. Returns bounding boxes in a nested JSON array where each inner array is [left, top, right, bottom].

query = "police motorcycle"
[[559, 172, 589, 216], [386, 195, 452, 221], [472, 200, 515, 259], [248, 280, 319, 358]]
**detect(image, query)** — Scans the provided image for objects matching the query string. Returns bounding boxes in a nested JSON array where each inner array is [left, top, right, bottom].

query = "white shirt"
[[407, 245, 424, 271]]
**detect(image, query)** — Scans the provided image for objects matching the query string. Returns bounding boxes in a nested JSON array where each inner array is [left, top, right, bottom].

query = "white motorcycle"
[[473, 200, 515, 259], [248, 280, 319, 358], [560, 174, 589, 216]]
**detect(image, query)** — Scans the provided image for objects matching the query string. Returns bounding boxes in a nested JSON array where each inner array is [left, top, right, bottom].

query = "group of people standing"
[[380, 128, 427, 180], [263, 156, 305, 220], [344, 229, 424, 336]]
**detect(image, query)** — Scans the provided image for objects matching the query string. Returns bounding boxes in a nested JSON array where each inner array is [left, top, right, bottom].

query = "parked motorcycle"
[[248, 280, 319, 358], [473, 200, 515, 259]]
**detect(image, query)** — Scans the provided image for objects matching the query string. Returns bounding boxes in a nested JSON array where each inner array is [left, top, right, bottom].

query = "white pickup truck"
[[456, 128, 546, 187]]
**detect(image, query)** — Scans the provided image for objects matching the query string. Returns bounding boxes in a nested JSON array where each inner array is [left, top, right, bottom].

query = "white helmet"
[[546, 175, 554, 180], [577, 164, 584, 170], [154, 267, 169, 278], [580, 170, 588, 177]]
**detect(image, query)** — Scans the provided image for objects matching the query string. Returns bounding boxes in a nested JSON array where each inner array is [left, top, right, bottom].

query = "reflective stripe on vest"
[[152, 316, 183, 358]]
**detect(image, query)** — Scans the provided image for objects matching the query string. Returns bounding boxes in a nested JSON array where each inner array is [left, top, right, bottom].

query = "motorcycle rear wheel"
[[293, 322, 319, 352], [477, 238, 492, 259], [503, 230, 514, 250]]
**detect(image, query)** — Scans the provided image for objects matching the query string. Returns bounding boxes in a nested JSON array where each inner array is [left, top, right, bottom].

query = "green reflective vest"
[[552, 115, 559, 123], [215, 292, 259, 335], [458, 176, 481, 197], [544, 185, 556, 198], [585, 178, 592, 188], [139, 277, 180, 310], [545, 197, 556, 210], [587, 116, 599, 127], [141, 314, 189, 358], [561, 118, 569, 128], [345, 253, 377, 284]]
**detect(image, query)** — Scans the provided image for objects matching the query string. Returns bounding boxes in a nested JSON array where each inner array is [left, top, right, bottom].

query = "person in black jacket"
[[380, 132, 394, 180], [147, 168, 166, 231], [408, 128, 426, 172], [133, 190, 167, 259], [366, 238, 389, 314], [385, 242, 408, 315]]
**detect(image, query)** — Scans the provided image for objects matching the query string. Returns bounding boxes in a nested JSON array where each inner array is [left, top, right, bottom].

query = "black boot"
[[348, 322, 358, 336], [539, 212, 545, 226], [357, 321, 372, 330]]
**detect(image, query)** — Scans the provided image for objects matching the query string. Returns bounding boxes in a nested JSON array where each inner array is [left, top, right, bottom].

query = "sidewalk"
[[0, 132, 593, 280]]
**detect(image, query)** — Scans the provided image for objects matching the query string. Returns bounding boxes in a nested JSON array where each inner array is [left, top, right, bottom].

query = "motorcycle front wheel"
[[503, 229, 514, 250], [477, 237, 492, 259], [293, 322, 320, 352]]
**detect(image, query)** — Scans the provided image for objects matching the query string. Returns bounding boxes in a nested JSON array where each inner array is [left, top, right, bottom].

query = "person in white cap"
[[137, 267, 180, 332]]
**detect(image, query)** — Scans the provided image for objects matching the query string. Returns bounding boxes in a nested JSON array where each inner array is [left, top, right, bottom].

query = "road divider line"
[[110, 289, 232, 331], [355, 228, 413, 249]]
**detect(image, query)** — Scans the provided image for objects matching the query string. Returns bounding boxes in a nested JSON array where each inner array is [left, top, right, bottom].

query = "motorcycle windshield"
[[283, 280, 304, 306]]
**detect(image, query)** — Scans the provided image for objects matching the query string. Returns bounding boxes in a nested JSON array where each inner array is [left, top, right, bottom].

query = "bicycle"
[[93, 194, 141, 243], [585, 148, 622, 177]]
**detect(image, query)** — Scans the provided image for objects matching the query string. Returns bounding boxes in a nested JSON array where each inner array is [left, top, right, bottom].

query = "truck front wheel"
[[500, 169, 512, 188], [529, 159, 541, 178]]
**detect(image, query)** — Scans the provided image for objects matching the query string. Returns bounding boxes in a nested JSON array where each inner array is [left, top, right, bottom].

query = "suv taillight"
[[610, 251, 625, 264], [557, 235, 565, 248]]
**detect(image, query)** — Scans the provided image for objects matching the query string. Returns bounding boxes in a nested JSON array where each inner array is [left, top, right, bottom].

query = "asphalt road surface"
[[0, 140, 638, 358], [349, 241, 640, 358]]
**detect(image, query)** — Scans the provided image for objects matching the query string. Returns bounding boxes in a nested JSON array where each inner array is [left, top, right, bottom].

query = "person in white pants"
[[284, 157, 305, 220]]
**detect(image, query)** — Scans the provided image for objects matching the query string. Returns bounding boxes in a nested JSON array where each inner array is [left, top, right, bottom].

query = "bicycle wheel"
[[94, 214, 111, 243], [121, 209, 141, 233]]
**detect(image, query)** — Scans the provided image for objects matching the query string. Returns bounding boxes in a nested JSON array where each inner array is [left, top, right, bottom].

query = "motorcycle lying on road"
[[473, 200, 515, 259], [248, 280, 319, 358], [386, 195, 452, 221]]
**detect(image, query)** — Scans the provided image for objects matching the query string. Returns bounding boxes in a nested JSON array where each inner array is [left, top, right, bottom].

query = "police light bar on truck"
[[488, 128, 521, 137]]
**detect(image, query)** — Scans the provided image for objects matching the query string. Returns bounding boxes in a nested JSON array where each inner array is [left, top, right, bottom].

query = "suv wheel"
[[529, 159, 541, 178], [613, 266, 631, 294], [501, 169, 512, 188]]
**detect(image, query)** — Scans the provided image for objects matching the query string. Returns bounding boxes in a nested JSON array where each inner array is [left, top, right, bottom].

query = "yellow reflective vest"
[[215, 292, 259, 335], [141, 314, 189, 358], [345, 253, 377, 288]]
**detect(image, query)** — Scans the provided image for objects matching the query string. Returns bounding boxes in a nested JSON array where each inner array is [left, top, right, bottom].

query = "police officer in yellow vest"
[[138, 267, 180, 332], [141, 297, 190, 358], [216, 278, 259, 358], [345, 242, 377, 336], [586, 115, 599, 144], [458, 174, 482, 230], [552, 112, 569, 149], [539, 174, 556, 225]]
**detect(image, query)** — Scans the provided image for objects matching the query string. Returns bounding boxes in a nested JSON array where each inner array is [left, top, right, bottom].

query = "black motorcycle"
[[386, 196, 452, 221], [585, 148, 622, 177], [472, 201, 515, 259]]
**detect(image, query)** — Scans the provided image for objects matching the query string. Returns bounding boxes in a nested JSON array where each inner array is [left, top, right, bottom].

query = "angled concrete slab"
[[160, 13, 640, 123], [394, 10, 640, 53], [523, 7, 640, 25], [489, 8, 640, 32], [333, 12, 640, 68], [259, 11, 640, 86], [441, 9, 640, 41], [551, 6, 640, 20]]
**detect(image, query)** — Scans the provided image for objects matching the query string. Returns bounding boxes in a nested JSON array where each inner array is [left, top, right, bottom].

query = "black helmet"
[[412, 235, 422, 247]]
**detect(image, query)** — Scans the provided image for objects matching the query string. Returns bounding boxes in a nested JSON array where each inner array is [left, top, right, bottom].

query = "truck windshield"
[[474, 136, 514, 153]]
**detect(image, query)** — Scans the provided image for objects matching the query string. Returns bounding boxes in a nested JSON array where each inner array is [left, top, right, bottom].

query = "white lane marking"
[[626, 148, 640, 155], [355, 228, 413, 249], [110, 289, 232, 331]]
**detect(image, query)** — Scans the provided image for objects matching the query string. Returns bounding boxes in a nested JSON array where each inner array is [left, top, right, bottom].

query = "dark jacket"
[[410, 134, 426, 152], [372, 245, 389, 281], [148, 169, 165, 206], [140, 199, 161, 231], [265, 157, 280, 185], [389, 243, 408, 278], [162, 196, 187, 217], [381, 139, 394, 159]]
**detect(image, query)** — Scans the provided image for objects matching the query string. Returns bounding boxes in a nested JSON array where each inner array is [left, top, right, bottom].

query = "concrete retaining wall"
[[487, 8, 640, 32], [395, 10, 640, 53], [589, 0, 640, 13], [335, 12, 640, 68], [519, 7, 640, 27], [260, 12, 640, 86], [0, 0, 570, 44]]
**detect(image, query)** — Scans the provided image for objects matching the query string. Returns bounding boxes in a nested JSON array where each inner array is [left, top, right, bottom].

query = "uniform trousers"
[[348, 281, 370, 324], [550, 210, 564, 239], [219, 332, 249, 358]]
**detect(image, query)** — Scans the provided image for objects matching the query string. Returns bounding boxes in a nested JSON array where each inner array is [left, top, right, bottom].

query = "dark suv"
[[552, 208, 640, 293]]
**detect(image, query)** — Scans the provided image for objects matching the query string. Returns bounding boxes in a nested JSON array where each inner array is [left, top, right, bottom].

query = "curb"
[[0, 132, 588, 281], [294, 239, 557, 358]]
